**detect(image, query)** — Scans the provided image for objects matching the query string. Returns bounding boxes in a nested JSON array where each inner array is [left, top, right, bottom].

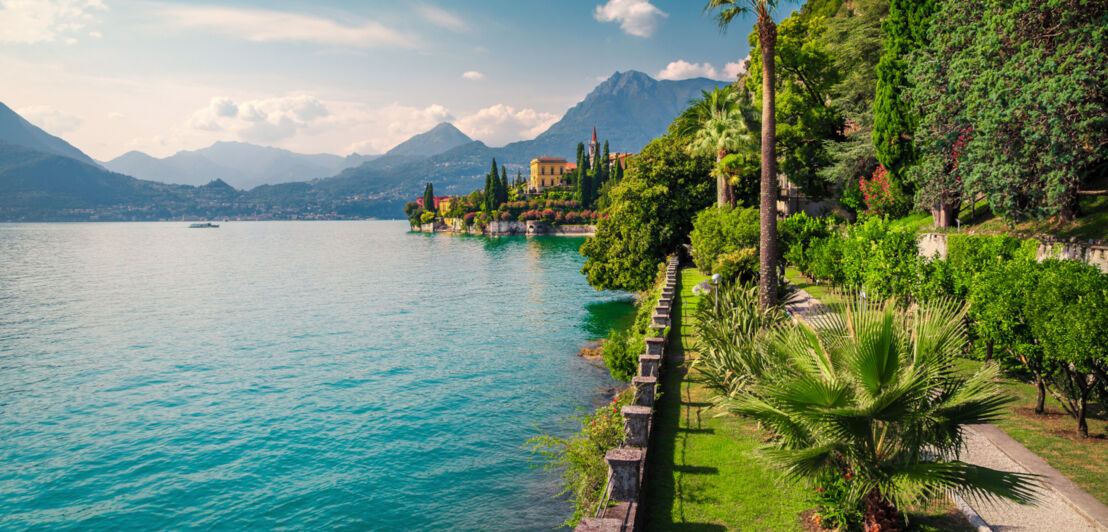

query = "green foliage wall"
[[688, 205, 759, 281], [907, 0, 1106, 220]]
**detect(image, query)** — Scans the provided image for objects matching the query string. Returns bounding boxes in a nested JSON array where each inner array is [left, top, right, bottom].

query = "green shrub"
[[528, 388, 636, 527], [601, 327, 637, 382], [713, 248, 758, 284], [1026, 259, 1108, 438], [779, 212, 833, 271], [689, 205, 759, 275]]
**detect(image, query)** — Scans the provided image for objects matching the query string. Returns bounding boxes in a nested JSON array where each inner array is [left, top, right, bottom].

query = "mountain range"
[[0, 71, 727, 221]]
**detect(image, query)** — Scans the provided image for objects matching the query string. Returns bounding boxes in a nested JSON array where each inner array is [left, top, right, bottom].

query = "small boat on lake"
[[188, 222, 220, 228]]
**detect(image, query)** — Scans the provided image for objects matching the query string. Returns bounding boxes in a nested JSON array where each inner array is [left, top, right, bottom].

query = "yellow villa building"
[[529, 157, 567, 192]]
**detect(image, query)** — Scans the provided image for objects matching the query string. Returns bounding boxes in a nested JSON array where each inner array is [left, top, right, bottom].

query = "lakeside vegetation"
[[529, 0, 1105, 529]]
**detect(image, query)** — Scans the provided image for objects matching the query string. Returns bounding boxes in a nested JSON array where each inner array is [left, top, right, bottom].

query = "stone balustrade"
[[575, 254, 679, 532]]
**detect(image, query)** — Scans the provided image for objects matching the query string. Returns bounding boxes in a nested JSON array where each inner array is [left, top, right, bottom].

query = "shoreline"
[[411, 220, 596, 237]]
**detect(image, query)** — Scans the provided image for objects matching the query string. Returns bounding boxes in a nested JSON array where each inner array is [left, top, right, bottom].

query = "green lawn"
[[953, 358, 1108, 503], [784, 267, 847, 308], [641, 269, 973, 531], [889, 195, 1108, 240], [642, 269, 814, 531]]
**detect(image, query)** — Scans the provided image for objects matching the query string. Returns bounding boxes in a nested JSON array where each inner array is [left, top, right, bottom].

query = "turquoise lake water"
[[0, 221, 633, 530]]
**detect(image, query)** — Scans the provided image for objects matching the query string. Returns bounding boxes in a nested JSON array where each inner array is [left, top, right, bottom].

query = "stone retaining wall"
[[411, 220, 596, 236], [917, 233, 1108, 273], [575, 255, 679, 532]]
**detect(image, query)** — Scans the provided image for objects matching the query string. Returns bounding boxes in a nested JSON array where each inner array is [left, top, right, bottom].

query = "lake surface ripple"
[[0, 221, 631, 530]]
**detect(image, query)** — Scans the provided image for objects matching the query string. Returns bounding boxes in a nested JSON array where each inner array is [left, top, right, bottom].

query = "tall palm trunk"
[[757, 12, 778, 309], [716, 149, 734, 207], [717, 150, 727, 207]]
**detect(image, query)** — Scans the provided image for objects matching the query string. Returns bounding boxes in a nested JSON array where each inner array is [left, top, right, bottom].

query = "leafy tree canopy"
[[581, 133, 713, 291]]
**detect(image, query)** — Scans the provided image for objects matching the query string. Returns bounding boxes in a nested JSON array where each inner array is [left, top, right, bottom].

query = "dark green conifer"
[[873, 0, 936, 190], [422, 183, 434, 216]]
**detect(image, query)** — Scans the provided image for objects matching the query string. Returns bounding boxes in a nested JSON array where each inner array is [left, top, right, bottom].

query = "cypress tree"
[[590, 145, 603, 201], [602, 140, 610, 183], [500, 165, 509, 205], [423, 183, 434, 216], [483, 172, 493, 213], [873, 0, 937, 191], [576, 142, 585, 168]]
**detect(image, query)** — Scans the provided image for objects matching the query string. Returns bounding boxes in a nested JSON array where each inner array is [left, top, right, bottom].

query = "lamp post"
[[711, 273, 721, 313]]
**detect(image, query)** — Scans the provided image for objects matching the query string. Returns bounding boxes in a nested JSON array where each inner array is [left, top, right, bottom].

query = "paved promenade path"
[[785, 287, 1108, 532]]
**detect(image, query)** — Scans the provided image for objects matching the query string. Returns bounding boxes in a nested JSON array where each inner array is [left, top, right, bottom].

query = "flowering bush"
[[555, 211, 565, 223], [463, 212, 478, 225], [542, 208, 556, 221], [564, 212, 582, 224], [858, 165, 899, 216], [499, 211, 512, 221]]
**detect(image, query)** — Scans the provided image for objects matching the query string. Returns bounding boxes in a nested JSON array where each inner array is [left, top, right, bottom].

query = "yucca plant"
[[722, 298, 1038, 531], [691, 282, 787, 397]]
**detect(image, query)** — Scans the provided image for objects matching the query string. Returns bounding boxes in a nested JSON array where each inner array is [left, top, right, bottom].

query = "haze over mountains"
[[102, 142, 380, 190], [0, 71, 727, 221]]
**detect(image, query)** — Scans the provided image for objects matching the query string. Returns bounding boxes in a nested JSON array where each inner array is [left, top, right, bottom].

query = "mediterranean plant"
[[691, 282, 787, 398], [722, 298, 1038, 530]]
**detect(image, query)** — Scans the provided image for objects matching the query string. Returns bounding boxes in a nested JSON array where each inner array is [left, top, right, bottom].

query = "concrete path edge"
[[966, 424, 1108, 532]]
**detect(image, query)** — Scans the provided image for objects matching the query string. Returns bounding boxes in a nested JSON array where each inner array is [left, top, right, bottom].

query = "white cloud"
[[0, 0, 107, 44], [461, 71, 485, 81], [16, 105, 84, 135], [657, 60, 719, 80], [88, 30, 101, 38], [724, 57, 749, 79], [455, 104, 558, 147], [416, 4, 467, 32], [593, 0, 666, 38], [656, 59, 748, 81], [162, 5, 415, 49], [187, 94, 331, 142]]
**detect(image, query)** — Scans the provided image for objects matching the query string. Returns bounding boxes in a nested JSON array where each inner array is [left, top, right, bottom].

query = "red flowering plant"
[[858, 165, 901, 217], [811, 459, 863, 530]]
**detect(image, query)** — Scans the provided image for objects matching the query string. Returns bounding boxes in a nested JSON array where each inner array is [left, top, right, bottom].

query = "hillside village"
[[405, 127, 633, 234]]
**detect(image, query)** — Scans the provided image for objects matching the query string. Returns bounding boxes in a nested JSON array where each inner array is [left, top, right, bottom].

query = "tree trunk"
[[758, 14, 779, 310], [985, 341, 993, 363], [863, 487, 902, 532], [931, 200, 961, 228], [1077, 394, 1089, 438], [717, 150, 728, 207], [1034, 373, 1046, 415]]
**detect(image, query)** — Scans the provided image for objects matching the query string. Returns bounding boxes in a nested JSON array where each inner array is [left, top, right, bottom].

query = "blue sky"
[[0, 0, 781, 159]]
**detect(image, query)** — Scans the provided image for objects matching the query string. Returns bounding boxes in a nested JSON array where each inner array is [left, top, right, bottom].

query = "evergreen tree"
[[499, 165, 509, 205], [873, 0, 936, 192], [422, 183, 434, 217], [484, 158, 501, 212], [483, 172, 494, 213], [602, 140, 611, 183], [614, 158, 624, 182], [591, 145, 603, 202], [576, 142, 585, 168]]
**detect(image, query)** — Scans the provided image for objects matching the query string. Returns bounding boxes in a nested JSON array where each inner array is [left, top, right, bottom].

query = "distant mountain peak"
[[383, 122, 473, 158], [0, 101, 100, 167]]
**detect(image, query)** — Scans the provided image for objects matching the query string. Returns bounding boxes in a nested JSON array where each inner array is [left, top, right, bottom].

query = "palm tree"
[[705, 0, 780, 309], [690, 115, 754, 207], [722, 299, 1038, 530], [676, 87, 747, 206]]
